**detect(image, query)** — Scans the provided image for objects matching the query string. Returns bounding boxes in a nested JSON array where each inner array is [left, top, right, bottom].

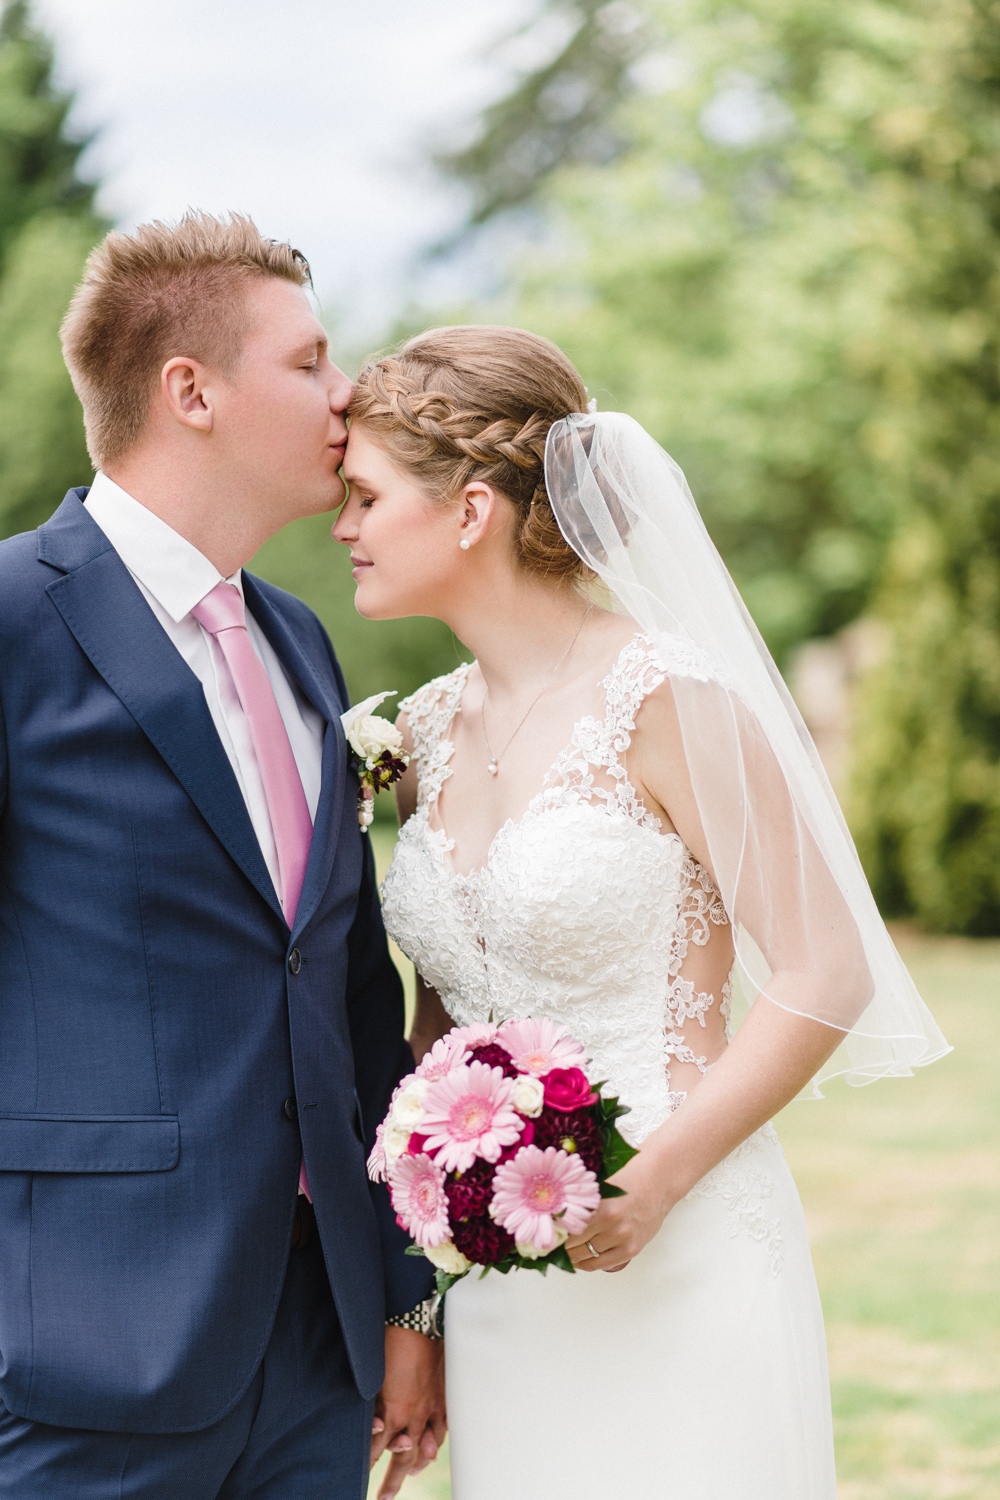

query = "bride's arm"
[[566, 678, 857, 1272], [566, 996, 844, 1271], [409, 979, 452, 1065], [394, 712, 453, 1066]]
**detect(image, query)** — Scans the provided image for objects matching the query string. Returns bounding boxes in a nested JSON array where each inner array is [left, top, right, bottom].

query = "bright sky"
[[35, 0, 534, 349]]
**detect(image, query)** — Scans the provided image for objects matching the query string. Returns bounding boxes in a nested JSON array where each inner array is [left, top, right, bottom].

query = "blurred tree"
[[439, 0, 646, 227], [843, 0, 1000, 933], [442, 0, 921, 660], [0, 0, 104, 538], [440, 0, 1000, 930], [0, 0, 97, 256]]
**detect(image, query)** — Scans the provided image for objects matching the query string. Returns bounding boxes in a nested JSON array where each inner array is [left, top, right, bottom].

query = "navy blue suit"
[[0, 492, 431, 1482]]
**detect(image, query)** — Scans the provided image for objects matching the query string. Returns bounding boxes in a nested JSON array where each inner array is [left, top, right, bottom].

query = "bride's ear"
[[456, 480, 499, 550]]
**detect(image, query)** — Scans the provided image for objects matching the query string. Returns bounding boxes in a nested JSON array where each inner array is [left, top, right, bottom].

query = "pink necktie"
[[193, 583, 315, 1201], [192, 582, 313, 926]]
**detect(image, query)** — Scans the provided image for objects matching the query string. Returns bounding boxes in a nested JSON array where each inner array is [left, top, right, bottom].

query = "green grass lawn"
[[368, 828, 1000, 1499]]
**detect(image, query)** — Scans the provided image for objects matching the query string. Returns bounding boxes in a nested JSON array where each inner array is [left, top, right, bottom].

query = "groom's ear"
[[160, 356, 216, 434]]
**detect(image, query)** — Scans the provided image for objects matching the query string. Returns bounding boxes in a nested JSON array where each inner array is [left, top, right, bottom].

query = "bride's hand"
[[564, 1148, 674, 1272]]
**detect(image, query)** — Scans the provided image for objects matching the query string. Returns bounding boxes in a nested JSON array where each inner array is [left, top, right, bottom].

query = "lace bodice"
[[381, 634, 733, 1145]]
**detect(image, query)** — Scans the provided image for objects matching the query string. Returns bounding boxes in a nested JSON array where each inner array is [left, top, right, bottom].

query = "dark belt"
[[291, 1195, 316, 1250]]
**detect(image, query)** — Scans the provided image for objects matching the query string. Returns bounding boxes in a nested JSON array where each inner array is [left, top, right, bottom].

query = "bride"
[[333, 326, 948, 1500]]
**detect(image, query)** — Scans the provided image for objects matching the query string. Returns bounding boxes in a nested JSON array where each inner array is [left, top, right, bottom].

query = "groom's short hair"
[[61, 211, 311, 470]]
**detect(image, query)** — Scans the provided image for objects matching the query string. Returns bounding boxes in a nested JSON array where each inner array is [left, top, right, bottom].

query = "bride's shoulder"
[[399, 661, 471, 721], [397, 661, 473, 758]]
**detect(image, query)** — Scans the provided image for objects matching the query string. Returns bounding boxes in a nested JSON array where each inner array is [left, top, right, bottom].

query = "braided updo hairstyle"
[[348, 325, 592, 581]]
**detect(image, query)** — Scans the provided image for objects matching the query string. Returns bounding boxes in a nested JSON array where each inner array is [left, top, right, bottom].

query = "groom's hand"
[[370, 1326, 446, 1498]]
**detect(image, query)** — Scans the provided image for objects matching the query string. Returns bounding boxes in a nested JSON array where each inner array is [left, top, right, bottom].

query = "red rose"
[[542, 1067, 597, 1112]]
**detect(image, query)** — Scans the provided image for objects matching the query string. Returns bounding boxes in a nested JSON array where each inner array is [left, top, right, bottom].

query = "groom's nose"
[[328, 364, 353, 415]]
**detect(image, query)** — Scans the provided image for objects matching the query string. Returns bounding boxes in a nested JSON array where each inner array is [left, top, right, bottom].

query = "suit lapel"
[[241, 574, 348, 941], [40, 494, 284, 922]]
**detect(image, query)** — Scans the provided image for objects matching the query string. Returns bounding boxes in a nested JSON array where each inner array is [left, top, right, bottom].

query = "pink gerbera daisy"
[[447, 1022, 498, 1050], [387, 1152, 451, 1247], [490, 1145, 601, 1254], [367, 1118, 388, 1182], [420, 1061, 523, 1173], [414, 1032, 472, 1082], [496, 1017, 588, 1077]]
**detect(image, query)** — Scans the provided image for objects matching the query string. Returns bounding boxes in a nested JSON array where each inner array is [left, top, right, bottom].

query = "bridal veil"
[[545, 410, 949, 1087]]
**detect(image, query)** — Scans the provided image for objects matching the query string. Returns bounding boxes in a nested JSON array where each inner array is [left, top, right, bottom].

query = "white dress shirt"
[[84, 472, 325, 899]]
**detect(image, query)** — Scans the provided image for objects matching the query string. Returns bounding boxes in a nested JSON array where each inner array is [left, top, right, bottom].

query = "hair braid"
[[349, 328, 591, 581]]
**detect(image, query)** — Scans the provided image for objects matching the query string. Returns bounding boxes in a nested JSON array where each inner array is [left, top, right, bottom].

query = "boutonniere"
[[340, 692, 410, 832]]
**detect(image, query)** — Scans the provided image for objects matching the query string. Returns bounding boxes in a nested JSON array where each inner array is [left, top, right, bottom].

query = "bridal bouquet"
[[367, 1018, 637, 1293]]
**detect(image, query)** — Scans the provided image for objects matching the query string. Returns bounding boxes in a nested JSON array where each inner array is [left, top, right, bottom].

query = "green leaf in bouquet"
[[435, 1268, 465, 1295], [599, 1180, 626, 1198], [593, 1090, 632, 1128], [547, 1243, 576, 1274], [481, 1258, 517, 1277], [601, 1123, 639, 1179], [404, 1245, 428, 1258]]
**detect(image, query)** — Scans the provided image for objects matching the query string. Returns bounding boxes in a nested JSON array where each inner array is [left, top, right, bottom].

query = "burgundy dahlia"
[[467, 1042, 519, 1078], [445, 1157, 495, 1221], [451, 1213, 516, 1263], [532, 1107, 604, 1175]]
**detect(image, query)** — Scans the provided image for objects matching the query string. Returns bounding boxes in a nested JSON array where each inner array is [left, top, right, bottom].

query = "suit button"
[[284, 1097, 298, 1121], [288, 948, 301, 974]]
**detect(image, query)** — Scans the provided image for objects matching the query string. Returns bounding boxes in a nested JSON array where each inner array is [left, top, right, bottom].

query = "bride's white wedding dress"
[[382, 633, 838, 1499]]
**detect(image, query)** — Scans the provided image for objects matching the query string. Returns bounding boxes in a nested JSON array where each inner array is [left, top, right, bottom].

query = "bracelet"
[[386, 1292, 445, 1339]]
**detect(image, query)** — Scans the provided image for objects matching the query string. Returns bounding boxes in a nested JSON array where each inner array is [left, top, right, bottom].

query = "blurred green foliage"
[[440, 0, 1000, 932], [0, 0, 103, 540]]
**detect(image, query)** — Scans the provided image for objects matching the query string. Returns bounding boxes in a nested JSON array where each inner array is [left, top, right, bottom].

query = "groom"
[[0, 213, 442, 1497]]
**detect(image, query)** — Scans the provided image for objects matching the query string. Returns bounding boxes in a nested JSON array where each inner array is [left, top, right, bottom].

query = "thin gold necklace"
[[480, 605, 594, 777]]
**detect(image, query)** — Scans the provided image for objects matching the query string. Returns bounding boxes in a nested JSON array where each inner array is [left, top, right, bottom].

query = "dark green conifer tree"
[[0, 0, 105, 538]]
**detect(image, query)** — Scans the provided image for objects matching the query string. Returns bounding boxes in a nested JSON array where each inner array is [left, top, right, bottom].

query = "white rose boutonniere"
[[340, 691, 410, 831]]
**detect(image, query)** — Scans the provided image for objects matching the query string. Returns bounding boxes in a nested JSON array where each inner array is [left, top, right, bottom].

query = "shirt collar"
[[83, 471, 242, 624]]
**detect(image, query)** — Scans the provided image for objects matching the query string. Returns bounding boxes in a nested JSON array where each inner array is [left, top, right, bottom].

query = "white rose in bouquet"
[[391, 1078, 429, 1129], [512, 1074, 545, 1118], [425, 1240, 472, 1275], [515, 1223, 568, 1261], [382, 1120, 412, 1167]]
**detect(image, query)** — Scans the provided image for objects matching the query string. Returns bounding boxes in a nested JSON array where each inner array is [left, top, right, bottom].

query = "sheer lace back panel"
[[382, 634, 733, 1143]]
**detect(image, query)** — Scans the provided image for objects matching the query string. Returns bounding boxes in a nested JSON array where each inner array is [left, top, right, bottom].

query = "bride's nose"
[[331, 493, 359, 544]]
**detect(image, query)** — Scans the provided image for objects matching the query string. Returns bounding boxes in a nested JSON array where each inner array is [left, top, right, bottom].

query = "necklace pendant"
[[487, 759, 499, 777]]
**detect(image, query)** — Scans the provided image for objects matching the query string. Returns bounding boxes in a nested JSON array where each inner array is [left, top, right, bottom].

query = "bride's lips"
[[351, 555, 373, 580]]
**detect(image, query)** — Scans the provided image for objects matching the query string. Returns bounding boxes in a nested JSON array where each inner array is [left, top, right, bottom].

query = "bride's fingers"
[[568, 1240, 608, 1269], [420, 1427, 440, 1460], [378, 1453, 415, 1500], [566, 1229, 608, 1265]]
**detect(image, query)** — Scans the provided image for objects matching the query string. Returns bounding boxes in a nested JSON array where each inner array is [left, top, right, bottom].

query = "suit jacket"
[[0, 490, 432, 1434]]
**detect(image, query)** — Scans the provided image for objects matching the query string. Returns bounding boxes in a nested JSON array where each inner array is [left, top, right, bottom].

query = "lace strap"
[[593, 636, 667, 812], [399, 663, 471, 812]]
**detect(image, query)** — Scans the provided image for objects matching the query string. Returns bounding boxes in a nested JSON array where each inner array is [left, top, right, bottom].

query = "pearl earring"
[[460, 539, 471, 550]]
